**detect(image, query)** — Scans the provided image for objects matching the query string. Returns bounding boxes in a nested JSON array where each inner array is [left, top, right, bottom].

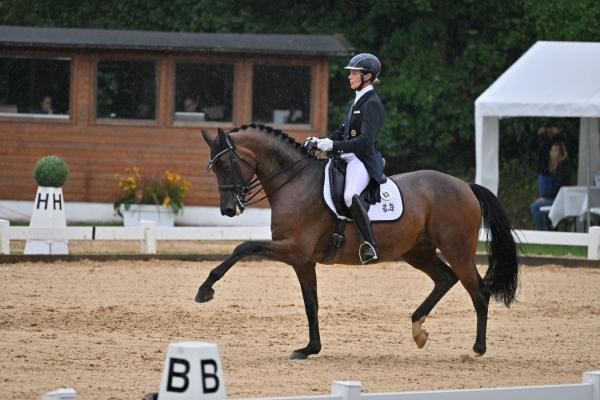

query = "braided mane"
[[229, 123, 310, 154]]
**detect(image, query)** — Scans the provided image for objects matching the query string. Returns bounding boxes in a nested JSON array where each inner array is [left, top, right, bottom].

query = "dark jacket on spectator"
[[543, 160, 570, 199]]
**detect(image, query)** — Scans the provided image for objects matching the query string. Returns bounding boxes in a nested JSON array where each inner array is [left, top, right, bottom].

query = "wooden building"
[[0, 25, 351, 208]]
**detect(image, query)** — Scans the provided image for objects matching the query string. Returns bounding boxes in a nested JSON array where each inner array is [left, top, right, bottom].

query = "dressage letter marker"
[[24, 186, 68, 254], [159, 342, 226, 400]]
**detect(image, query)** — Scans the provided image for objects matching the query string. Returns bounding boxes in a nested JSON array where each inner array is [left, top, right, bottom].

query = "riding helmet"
[[344, 53, 381, 78]]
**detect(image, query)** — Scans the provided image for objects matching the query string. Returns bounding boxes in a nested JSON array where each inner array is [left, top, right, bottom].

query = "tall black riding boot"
[[349, 194, 379, 264]]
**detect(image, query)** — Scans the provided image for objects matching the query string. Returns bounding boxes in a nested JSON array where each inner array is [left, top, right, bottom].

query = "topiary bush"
[[33, 155, 69, 187]]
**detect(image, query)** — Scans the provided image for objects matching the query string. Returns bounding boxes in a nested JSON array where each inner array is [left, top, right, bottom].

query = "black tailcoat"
[[329, 90, 386, 184]]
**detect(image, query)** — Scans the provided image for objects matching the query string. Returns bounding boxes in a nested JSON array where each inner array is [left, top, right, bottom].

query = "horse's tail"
[[469, 183, 519, 307]]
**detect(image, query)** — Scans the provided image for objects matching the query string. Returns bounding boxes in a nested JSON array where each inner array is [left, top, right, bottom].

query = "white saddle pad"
[[323, 159, 404, 222]]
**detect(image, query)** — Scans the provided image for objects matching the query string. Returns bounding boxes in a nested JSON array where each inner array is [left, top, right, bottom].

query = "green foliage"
[[33, 155, 69, 187]]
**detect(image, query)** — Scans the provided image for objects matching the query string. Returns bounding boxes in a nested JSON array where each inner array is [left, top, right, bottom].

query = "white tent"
[[475, 41, 600, 194]]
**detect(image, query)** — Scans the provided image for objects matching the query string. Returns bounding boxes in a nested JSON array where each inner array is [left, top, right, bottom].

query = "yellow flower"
[[115, 166, 190, 216]]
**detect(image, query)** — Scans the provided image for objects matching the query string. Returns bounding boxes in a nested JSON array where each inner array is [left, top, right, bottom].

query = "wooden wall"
[[0, 49, 330, 206]]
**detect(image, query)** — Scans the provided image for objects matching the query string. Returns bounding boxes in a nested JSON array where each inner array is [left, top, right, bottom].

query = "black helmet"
[[344, 53, 381, 78]]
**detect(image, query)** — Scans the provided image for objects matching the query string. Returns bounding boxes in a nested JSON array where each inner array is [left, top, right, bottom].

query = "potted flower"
[[113, 167, 191, 227]]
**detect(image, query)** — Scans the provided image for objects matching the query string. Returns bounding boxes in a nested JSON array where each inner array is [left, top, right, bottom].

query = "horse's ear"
[[216, 128, 228, 146], [201, 129, 214, 146]]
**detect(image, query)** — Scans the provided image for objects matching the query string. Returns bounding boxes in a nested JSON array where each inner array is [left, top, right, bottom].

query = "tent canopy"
[[475, 41, 600, 194]]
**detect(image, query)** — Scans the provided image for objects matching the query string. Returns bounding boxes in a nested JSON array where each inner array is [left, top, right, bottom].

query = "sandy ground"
[[1, 254, 600, 400]]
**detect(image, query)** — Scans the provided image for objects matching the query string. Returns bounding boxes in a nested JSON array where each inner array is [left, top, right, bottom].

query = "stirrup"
[[359, 242, 378, 264]]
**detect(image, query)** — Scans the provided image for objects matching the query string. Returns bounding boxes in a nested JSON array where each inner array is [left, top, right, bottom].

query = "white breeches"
[[343, 153, 371, 208]]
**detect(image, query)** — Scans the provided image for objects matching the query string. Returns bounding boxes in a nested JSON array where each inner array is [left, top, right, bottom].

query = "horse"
[[196, 123, 519, 361]]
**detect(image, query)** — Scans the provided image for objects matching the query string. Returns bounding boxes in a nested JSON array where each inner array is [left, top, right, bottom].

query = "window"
[[252, 65, 310, 124], [174, 63, 233, 122], [0, 57, 70, 116], [96, 60, 156, 120]]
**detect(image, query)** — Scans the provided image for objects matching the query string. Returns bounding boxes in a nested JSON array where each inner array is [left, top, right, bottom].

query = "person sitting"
[[182, 95, 199, 112], [33, 95, 54, 114], [536, 124, 562, 197], [529, 141, 570, 230]]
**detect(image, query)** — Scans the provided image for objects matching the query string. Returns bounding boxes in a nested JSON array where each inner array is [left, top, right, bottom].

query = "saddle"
[[328, 156, 382, 219]]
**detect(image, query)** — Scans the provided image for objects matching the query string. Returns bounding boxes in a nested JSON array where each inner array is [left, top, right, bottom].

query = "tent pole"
[[587, 122, 592, 231]]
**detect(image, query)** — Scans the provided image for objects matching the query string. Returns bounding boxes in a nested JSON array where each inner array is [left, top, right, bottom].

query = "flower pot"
[[121, 204, 176, 227]]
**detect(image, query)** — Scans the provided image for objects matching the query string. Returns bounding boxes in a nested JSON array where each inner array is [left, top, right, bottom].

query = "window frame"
[[169, 56, 237, 129], [0, 50, 326, 132], [0, 51, 74, 123], [247, 57, 319, 132], [91, 55, 161, 127]]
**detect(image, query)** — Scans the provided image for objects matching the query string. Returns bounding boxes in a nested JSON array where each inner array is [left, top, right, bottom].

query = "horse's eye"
[[224, 163, 232, 173]]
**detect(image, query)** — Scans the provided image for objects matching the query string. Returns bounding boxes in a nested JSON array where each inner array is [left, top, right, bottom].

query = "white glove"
[[316, 138, 333, 152], [303, 136, 318, 148]]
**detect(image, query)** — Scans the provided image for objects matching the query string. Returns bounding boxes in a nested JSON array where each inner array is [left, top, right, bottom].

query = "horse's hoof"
[[412, 316, 428, 348], [459, 351, 484, 363], [195, 287, 214, 303], [414, 330, 429, 349], [289, 351, 308, 360]]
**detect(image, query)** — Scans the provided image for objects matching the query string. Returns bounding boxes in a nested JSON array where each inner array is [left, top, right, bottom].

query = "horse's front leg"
[[290, 262, 320, 360], [195, 240, 289, 303]]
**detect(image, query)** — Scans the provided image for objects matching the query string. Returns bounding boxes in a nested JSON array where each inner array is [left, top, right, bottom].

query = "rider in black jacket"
[[305, 53, 385, 264]]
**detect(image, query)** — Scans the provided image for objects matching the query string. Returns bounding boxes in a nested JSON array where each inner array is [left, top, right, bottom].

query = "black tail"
[[469, 183, 519, 306]]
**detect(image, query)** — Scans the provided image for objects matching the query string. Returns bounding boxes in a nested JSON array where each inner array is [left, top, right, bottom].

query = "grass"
[[478, 242, 587, 258]]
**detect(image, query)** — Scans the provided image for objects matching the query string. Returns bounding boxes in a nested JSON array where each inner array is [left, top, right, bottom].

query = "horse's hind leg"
[[403, 244, 458, 349], [443, 252, 490, 358]]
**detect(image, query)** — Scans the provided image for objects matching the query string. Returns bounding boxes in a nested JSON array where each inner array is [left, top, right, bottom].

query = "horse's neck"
[[238, 133, 323, 205]]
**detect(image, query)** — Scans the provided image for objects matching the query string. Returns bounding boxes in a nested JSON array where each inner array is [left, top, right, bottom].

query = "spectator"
[[530, 141, 570, 230], [182, 95, 199, 112], [536, 125, 562, 196], [34, 95, 54, 114]]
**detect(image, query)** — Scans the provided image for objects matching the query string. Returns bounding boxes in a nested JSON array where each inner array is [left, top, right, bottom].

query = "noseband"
[[206, 133, 312, 211]]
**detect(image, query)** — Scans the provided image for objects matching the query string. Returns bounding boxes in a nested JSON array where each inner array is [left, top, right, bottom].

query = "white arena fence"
[[280, 375, 600, 400], [2, 218, 600, 259], [252, 375, 600, 400], [42, 370, 600, 400]]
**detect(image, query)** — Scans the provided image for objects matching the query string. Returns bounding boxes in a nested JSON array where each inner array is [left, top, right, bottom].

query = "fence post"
[[331, 381, 362, 400], [588, 227, 600, 260], [583, 370, 600, 400], [140, 220, 156, 254], [0, 219, 9, 255]]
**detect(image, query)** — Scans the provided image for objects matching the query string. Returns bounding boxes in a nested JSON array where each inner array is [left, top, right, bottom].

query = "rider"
[[305, 53, 386, 264]]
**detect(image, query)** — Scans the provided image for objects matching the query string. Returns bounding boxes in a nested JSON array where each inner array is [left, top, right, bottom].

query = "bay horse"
[[197, 124, 519, 360]]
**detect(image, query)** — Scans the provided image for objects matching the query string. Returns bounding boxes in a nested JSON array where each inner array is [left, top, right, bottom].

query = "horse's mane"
[[229, 123, 311, 155]]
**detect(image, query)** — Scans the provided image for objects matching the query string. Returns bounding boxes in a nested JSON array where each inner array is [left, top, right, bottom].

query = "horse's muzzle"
[[221, 207, 236, 217]]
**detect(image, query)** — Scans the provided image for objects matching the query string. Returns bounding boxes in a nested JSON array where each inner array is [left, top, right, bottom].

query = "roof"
[[475, 41, 600, 118], [0, 25, 352, 56]]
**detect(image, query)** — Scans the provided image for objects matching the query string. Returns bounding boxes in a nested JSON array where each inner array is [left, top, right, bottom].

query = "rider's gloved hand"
[[303, 136, 318, 149], [316, 138, 333, 152]]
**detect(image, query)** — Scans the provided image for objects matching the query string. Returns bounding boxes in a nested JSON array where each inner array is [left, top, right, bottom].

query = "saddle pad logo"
[[382, 191, 391, 200]]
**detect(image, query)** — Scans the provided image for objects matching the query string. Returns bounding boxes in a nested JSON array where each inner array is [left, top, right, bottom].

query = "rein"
[[207, 133, 312, 210]]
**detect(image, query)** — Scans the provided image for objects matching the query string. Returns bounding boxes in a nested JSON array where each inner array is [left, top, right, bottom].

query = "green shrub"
[[33, 156, 69, 187]]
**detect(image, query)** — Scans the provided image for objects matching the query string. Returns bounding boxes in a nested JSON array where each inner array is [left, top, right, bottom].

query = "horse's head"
[[202, 128, 256, 217]]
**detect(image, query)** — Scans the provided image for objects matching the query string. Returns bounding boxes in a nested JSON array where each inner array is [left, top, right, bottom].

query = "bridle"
[[207, 133, 312, 211]]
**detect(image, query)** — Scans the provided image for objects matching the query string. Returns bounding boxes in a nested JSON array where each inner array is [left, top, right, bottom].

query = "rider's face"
[[348, 69, 363, 90]]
